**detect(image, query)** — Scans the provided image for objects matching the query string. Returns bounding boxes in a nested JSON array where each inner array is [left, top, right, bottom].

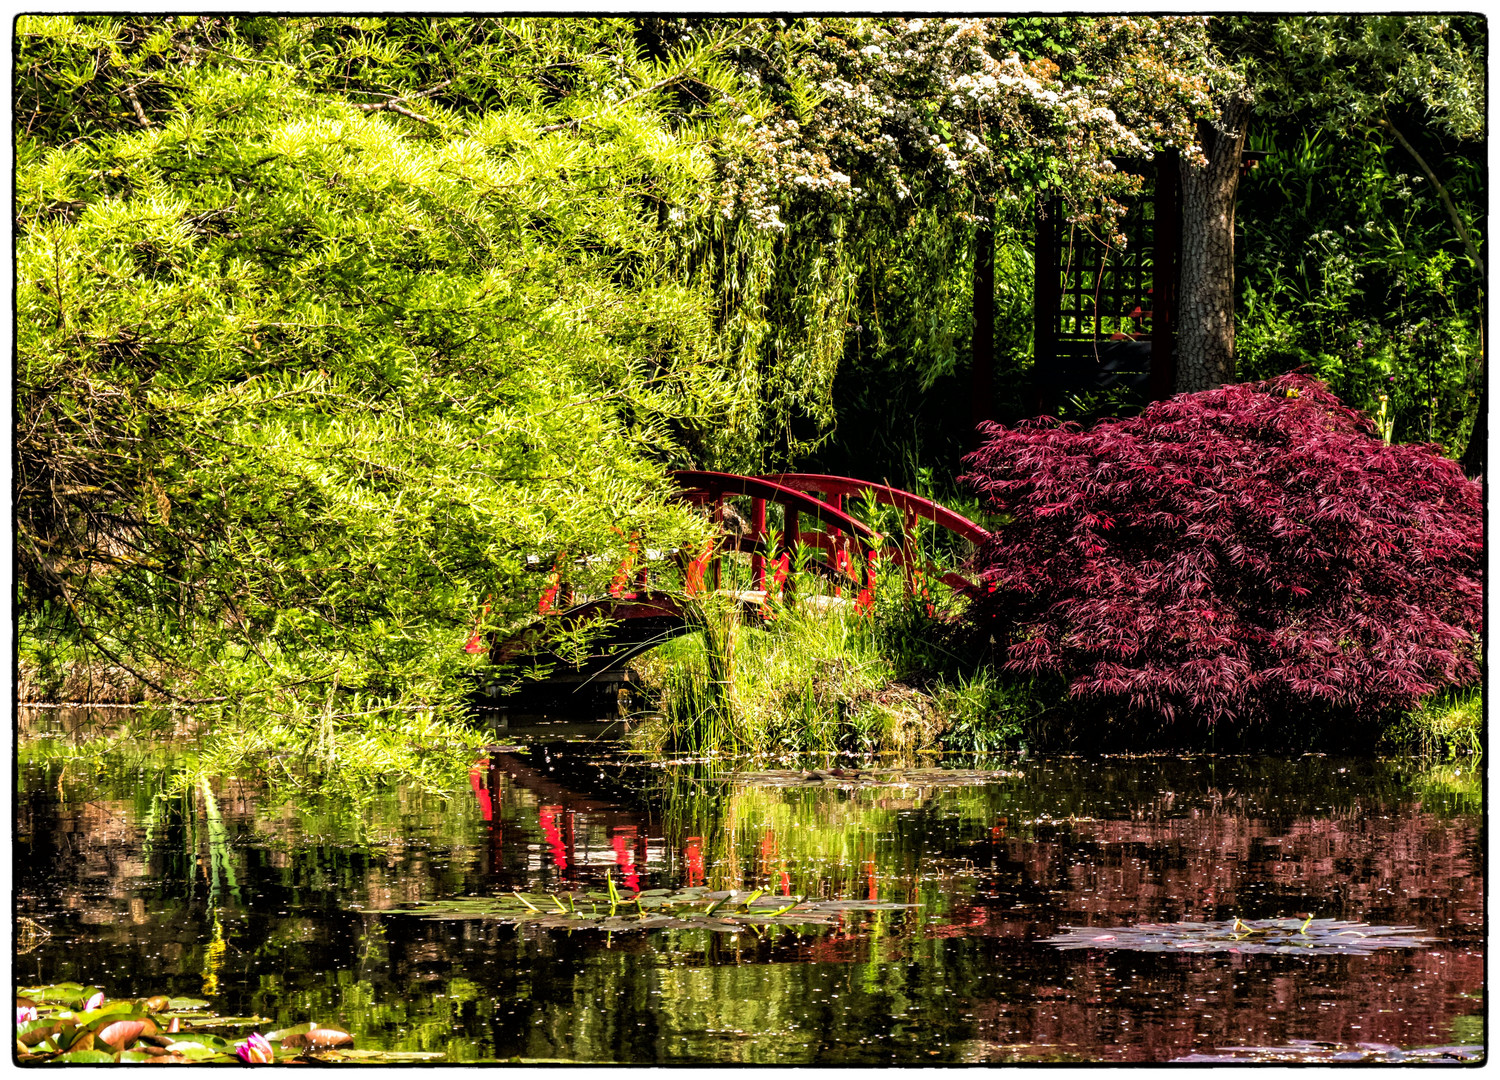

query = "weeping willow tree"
[[14, 16, 807, 780]]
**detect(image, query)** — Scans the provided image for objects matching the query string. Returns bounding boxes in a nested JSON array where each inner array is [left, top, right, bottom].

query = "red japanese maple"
[[960, 374, 1482, 725]]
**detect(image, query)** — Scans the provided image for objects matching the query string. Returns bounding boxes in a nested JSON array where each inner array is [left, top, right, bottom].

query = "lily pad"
[[53, 1049, 115, 1063], [17, 1019, 64, 1047], [95, 1019, 147, 1051], [173, 1014, 271, 1030], [318, 1049, 448, 1063], [388, 888, 912, 934], [20, 983, 101, 1010], [733, 767, 1021, 788], [1041, 918, 1435, 955], [164, 1039, 229, 1060], [275, 1024, 354, 1051], [1173, 1043, 1483, 1064]]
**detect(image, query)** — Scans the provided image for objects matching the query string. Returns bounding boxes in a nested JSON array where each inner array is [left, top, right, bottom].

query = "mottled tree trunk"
[[1175, 96, 1250, 394]]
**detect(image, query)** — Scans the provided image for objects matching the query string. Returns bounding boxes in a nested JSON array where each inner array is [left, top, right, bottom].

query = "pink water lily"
[[236, 1032, 274, 1064], [16, 1006, 38, 1025], [83, 992, 105, 1011]]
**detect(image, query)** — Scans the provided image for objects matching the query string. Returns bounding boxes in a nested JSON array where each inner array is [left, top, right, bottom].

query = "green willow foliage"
[[16, 17, 773, 728]]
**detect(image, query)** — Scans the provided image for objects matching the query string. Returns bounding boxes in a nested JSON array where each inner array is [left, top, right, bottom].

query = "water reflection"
[[13, 735, 1484, 1064]]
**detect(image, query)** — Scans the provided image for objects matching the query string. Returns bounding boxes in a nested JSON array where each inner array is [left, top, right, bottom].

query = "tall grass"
[[632, 538, 1046, 756], [635, 598, 937, 755], [1382, 686, 1484, 758]]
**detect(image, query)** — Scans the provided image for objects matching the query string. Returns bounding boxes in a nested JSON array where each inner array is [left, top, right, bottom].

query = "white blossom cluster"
[[711, 16, 1225, 234]]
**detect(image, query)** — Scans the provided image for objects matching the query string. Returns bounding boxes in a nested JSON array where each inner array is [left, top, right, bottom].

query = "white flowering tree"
[[674, 17, 1221, 460]]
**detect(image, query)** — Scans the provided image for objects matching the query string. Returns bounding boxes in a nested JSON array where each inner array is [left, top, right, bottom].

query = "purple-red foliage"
[[960, 374, 1482, 724]]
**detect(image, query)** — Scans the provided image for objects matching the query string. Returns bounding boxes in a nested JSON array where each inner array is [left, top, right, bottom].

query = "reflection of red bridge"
[[470, 749, 652, 889], [486, 472, 990, 668]]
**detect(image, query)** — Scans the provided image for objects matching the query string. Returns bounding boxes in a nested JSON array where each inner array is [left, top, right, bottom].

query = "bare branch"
[[350, 80, 454, 126], [1378, 115, 1485, 283]]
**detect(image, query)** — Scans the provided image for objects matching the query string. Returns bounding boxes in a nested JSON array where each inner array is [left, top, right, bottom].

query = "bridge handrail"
[[670, 470, 881, 546], [760, 473, 990, 545]]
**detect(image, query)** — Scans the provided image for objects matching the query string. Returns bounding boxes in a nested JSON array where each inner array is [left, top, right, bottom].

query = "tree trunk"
[[1175, 95, 1250, 394], [971, 224, 995, 431]]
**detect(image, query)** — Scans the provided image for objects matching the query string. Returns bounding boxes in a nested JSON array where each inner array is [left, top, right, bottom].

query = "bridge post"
[[785, 506, 799, 600], [751, 497, 766, 591], [712, 491, 724, 590]]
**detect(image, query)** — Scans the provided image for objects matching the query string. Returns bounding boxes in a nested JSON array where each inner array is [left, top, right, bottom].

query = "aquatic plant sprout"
[[1040, 918, 1434, 955]]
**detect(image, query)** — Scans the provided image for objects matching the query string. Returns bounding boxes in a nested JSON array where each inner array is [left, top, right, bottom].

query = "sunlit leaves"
[[15, 17, 738, 771]]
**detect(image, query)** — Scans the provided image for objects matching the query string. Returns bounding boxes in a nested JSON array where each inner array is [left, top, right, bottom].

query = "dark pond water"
[[14, 716, 1485, 1064]]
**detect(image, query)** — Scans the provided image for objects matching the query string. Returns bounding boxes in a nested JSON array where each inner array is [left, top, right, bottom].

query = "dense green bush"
[[1236, 123, 1483, 459]]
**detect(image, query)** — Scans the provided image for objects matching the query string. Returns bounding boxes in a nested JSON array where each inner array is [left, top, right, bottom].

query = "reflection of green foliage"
[[17, 738, 489, 854], [1450, 1013, 1483, 1046], [1408, 761, 1482, 817], [19, 706, 484, 828], [721, 781, 1006, 901]]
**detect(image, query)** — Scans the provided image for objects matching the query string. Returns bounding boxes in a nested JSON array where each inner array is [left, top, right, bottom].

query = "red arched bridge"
[[478, 471, 989, 674]]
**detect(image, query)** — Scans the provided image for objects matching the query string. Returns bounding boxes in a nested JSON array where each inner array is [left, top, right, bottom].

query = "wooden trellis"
[[1032, 151, 1180, 412]]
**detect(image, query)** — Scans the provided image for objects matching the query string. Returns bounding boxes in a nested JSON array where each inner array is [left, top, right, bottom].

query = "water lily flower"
[[17, 1006, 38, 1025], [83, 992, 105, 1012], [236, 1032, 275, 1064]]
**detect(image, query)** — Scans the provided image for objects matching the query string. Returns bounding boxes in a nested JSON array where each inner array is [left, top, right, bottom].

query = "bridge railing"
[[759, 474, 988, 592], [478, 472, 989, 662]]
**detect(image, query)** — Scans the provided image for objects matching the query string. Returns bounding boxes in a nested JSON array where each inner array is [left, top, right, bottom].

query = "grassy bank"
[[627, 556, 1062, 757], [1379, 687, 1484, 758], [627, 555, 1483, 760]]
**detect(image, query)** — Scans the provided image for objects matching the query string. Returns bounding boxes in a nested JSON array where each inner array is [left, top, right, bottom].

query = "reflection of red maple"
[[925, 804, 1481, 1061]]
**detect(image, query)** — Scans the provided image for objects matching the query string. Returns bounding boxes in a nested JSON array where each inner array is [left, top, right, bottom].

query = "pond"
[[14, 711, 1484, 1064]]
